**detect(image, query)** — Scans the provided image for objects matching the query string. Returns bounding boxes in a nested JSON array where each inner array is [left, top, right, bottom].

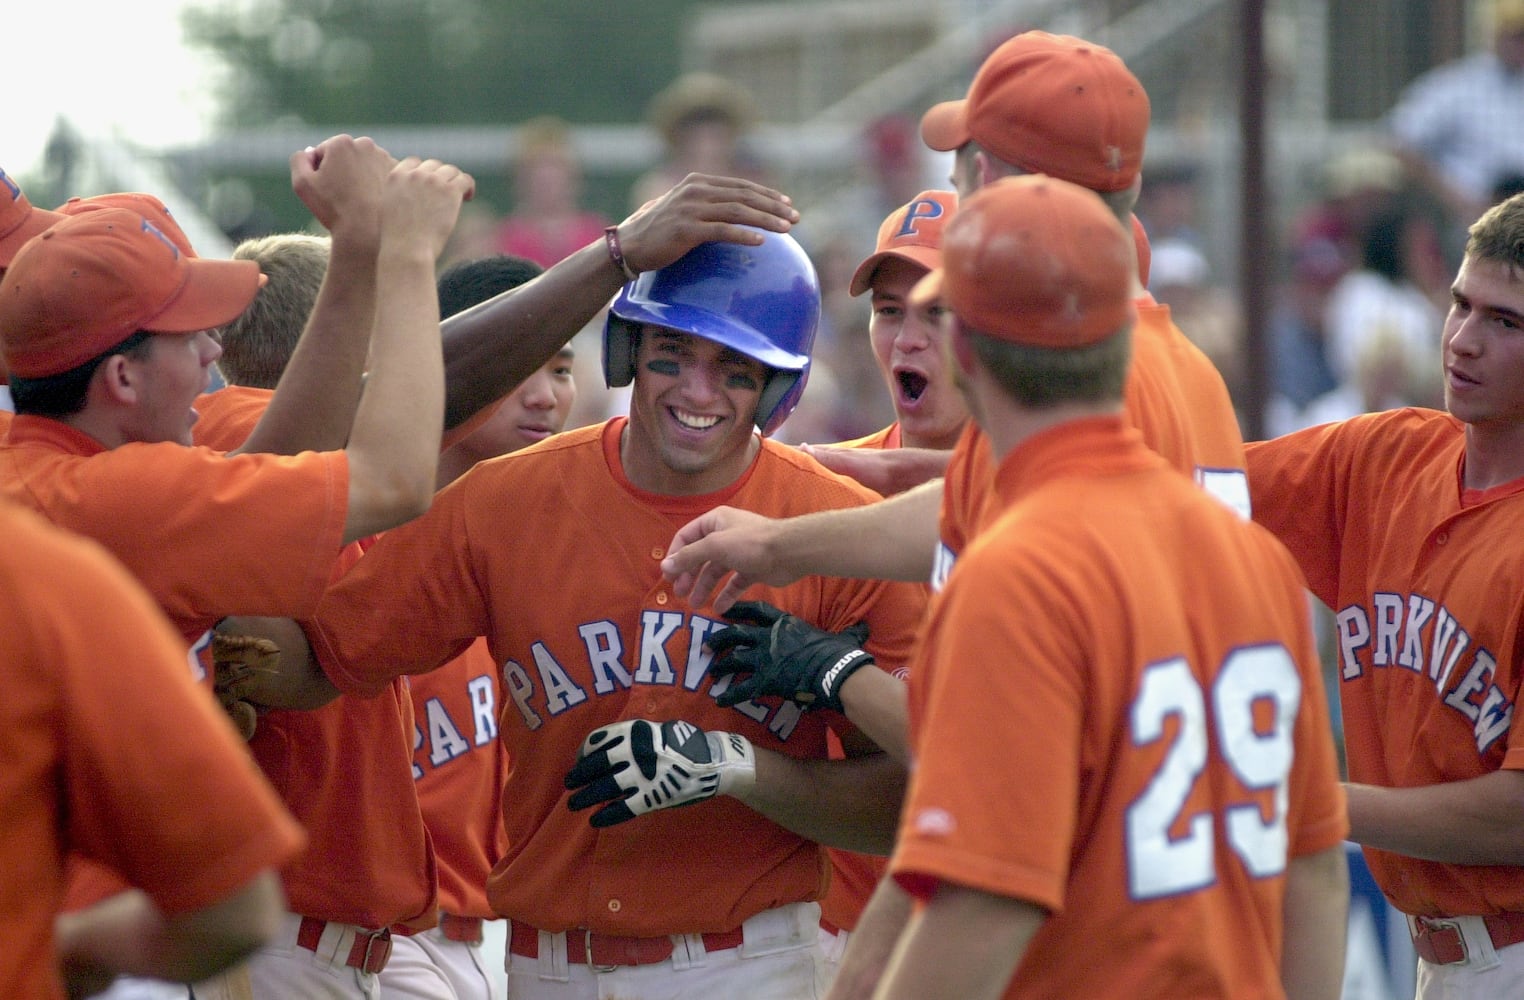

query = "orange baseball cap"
[[938, 175, 1136, 348], [58, 192, 198, 257], [849, 190, 959, 296], [0, 169, 66, 269], [0, 208, 263, 378], [921, 31, 1150, 193]]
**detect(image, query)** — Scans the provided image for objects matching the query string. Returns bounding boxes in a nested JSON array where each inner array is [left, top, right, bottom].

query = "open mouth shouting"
[[896, 367, 931, 410]]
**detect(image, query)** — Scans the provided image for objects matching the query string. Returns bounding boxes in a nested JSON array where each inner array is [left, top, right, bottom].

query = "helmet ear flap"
[[603, 314, 640, 388], [755, 368, 807, 436]]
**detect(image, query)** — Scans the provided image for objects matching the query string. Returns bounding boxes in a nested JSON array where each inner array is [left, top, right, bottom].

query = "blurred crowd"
[[429, 0, 1524, 456]]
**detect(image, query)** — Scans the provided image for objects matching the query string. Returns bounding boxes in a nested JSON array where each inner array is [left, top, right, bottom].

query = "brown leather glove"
[[211, 633, 280, 741]]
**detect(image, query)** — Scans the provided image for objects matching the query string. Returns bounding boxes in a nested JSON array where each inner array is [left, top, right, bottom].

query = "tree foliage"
[[183, 0, 702, 128]]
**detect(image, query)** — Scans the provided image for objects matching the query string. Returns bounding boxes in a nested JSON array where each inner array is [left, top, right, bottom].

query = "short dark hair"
[[965, 325, 1132, 409], [11, 330, 154, 417], [437, 254, 546, 320]]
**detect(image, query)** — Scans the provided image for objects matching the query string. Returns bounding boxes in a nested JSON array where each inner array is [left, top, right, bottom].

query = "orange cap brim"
[[920, 100, 972, 152], [142, 258, 264, 333], [848, 245, 942, 297]]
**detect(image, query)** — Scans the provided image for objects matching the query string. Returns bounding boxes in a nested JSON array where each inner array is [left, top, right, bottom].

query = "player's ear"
[[93, 353, 140, 407]]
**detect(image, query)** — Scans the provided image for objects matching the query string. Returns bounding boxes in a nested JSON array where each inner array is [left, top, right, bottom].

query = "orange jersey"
[[0, 501, 304, 999], [833, 423, 901, 451], [192, 390, 437, 928], [936, 301, 1248, 589], [192, 384, 272, 449], [896, 416, 1346, 1000], [1248, 408, 1524, 916], [310, 418, 929, 936], [0, 414, 347, 678], [410, 637, 508, 920], [820, 420, 912, 932]]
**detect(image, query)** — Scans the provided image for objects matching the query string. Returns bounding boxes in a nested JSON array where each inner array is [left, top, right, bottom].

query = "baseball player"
[[802, 190, 961, 970], [1246, 190, 1524, 998], [0, 142, 473, 998], [384, 253, 576, 1000], [834, 189, 965, 455], [245, 228, 927, 1000], [184, 224, 449, 998], [660, 29, 1249, 619], [4, 499, 305, 999], [860, 174, 1348, 1000]]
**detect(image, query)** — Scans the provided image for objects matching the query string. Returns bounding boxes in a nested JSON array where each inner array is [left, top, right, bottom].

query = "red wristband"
[[604, 225, 639, 282]]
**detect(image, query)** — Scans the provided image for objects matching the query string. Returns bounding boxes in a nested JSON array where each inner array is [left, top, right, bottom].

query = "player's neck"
[[1461, 420, 1524, 490]]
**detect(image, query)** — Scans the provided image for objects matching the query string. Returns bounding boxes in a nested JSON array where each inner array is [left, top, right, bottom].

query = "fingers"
[[711, 577, 752, 617], [703, 625, 762, 658], [721, 600, 787, 627], [566, 773, 628, 811]]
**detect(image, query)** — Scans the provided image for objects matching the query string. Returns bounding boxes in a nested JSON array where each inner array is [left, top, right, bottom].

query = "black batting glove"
[[705, 599, 874, 712]]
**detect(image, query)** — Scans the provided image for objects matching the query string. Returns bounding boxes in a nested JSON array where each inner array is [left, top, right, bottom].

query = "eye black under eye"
[[646, 359, 681, 377], [726, 374, 760, 390]]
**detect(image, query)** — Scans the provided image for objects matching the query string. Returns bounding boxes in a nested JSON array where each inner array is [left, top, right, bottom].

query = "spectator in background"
[[1291, 148, 1406, 275], [494, 117, 609, 268], [1147, 237, 1246, 415], [1389, 0, 1524, 237], [1135, 160, 1206, 256], [1265, 238, 1345, 437], [1323, 207, 1445, 395], [630, 72, 770, 210]]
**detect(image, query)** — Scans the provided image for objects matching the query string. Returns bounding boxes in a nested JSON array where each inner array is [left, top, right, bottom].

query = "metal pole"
[[1238, 0, 1268, 441]]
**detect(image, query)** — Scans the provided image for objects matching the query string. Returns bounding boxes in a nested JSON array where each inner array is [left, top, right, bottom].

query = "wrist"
[[604, 225, 639, 282], [706, 730, 757, 797], [818, 647, 874, 710]]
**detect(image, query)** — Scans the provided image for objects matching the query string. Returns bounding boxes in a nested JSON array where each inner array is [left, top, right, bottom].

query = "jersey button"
[[607, 899, 622, 913], [1437, 532, 1449, 546], [651, 547, 665, 559], [656, 592, 669, 605]]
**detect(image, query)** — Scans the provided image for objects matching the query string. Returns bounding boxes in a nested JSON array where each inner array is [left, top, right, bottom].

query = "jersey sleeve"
[[10, 514, 306, 915], [61, 444, 350, 624], [309, 471, 491, 697], [891, 545, 1083, 913], [1245, 423, 1356, 607]]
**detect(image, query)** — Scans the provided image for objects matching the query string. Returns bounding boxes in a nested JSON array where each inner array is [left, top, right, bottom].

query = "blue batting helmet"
[[603, 228, 820, 436]]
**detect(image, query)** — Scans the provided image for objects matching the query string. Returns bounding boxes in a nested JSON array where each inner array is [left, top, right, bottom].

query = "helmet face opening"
[[603, 229, 819, 436]]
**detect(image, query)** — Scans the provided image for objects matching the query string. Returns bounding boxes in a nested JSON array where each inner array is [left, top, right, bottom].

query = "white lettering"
[[502, 659, 542, 731], [1398, 595, 1435, 674], [426, 697, 470, 766], [467, 675, 497, 745], [579, 621, 631, 694], [1429, 609, 1471, 690], [532, 642, 588, 715], [634, 611, 682, 685], [1475, 686, 1513, 754], [1371, 593, 1404, 667], [684, 616, 722, 691], [1335, 605, 1371, 680], [1444, 649, 1495, 722]]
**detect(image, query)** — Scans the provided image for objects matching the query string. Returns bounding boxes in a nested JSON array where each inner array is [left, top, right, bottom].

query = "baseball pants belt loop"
[[507, 918, 745, 967], [296, 916, 393, 974], [1409, 912, 1524, 966], [439, 912, 484, 944]]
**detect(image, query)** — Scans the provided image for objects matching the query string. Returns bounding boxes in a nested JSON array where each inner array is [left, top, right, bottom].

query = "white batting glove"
[[563, 719, 757, 828]]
